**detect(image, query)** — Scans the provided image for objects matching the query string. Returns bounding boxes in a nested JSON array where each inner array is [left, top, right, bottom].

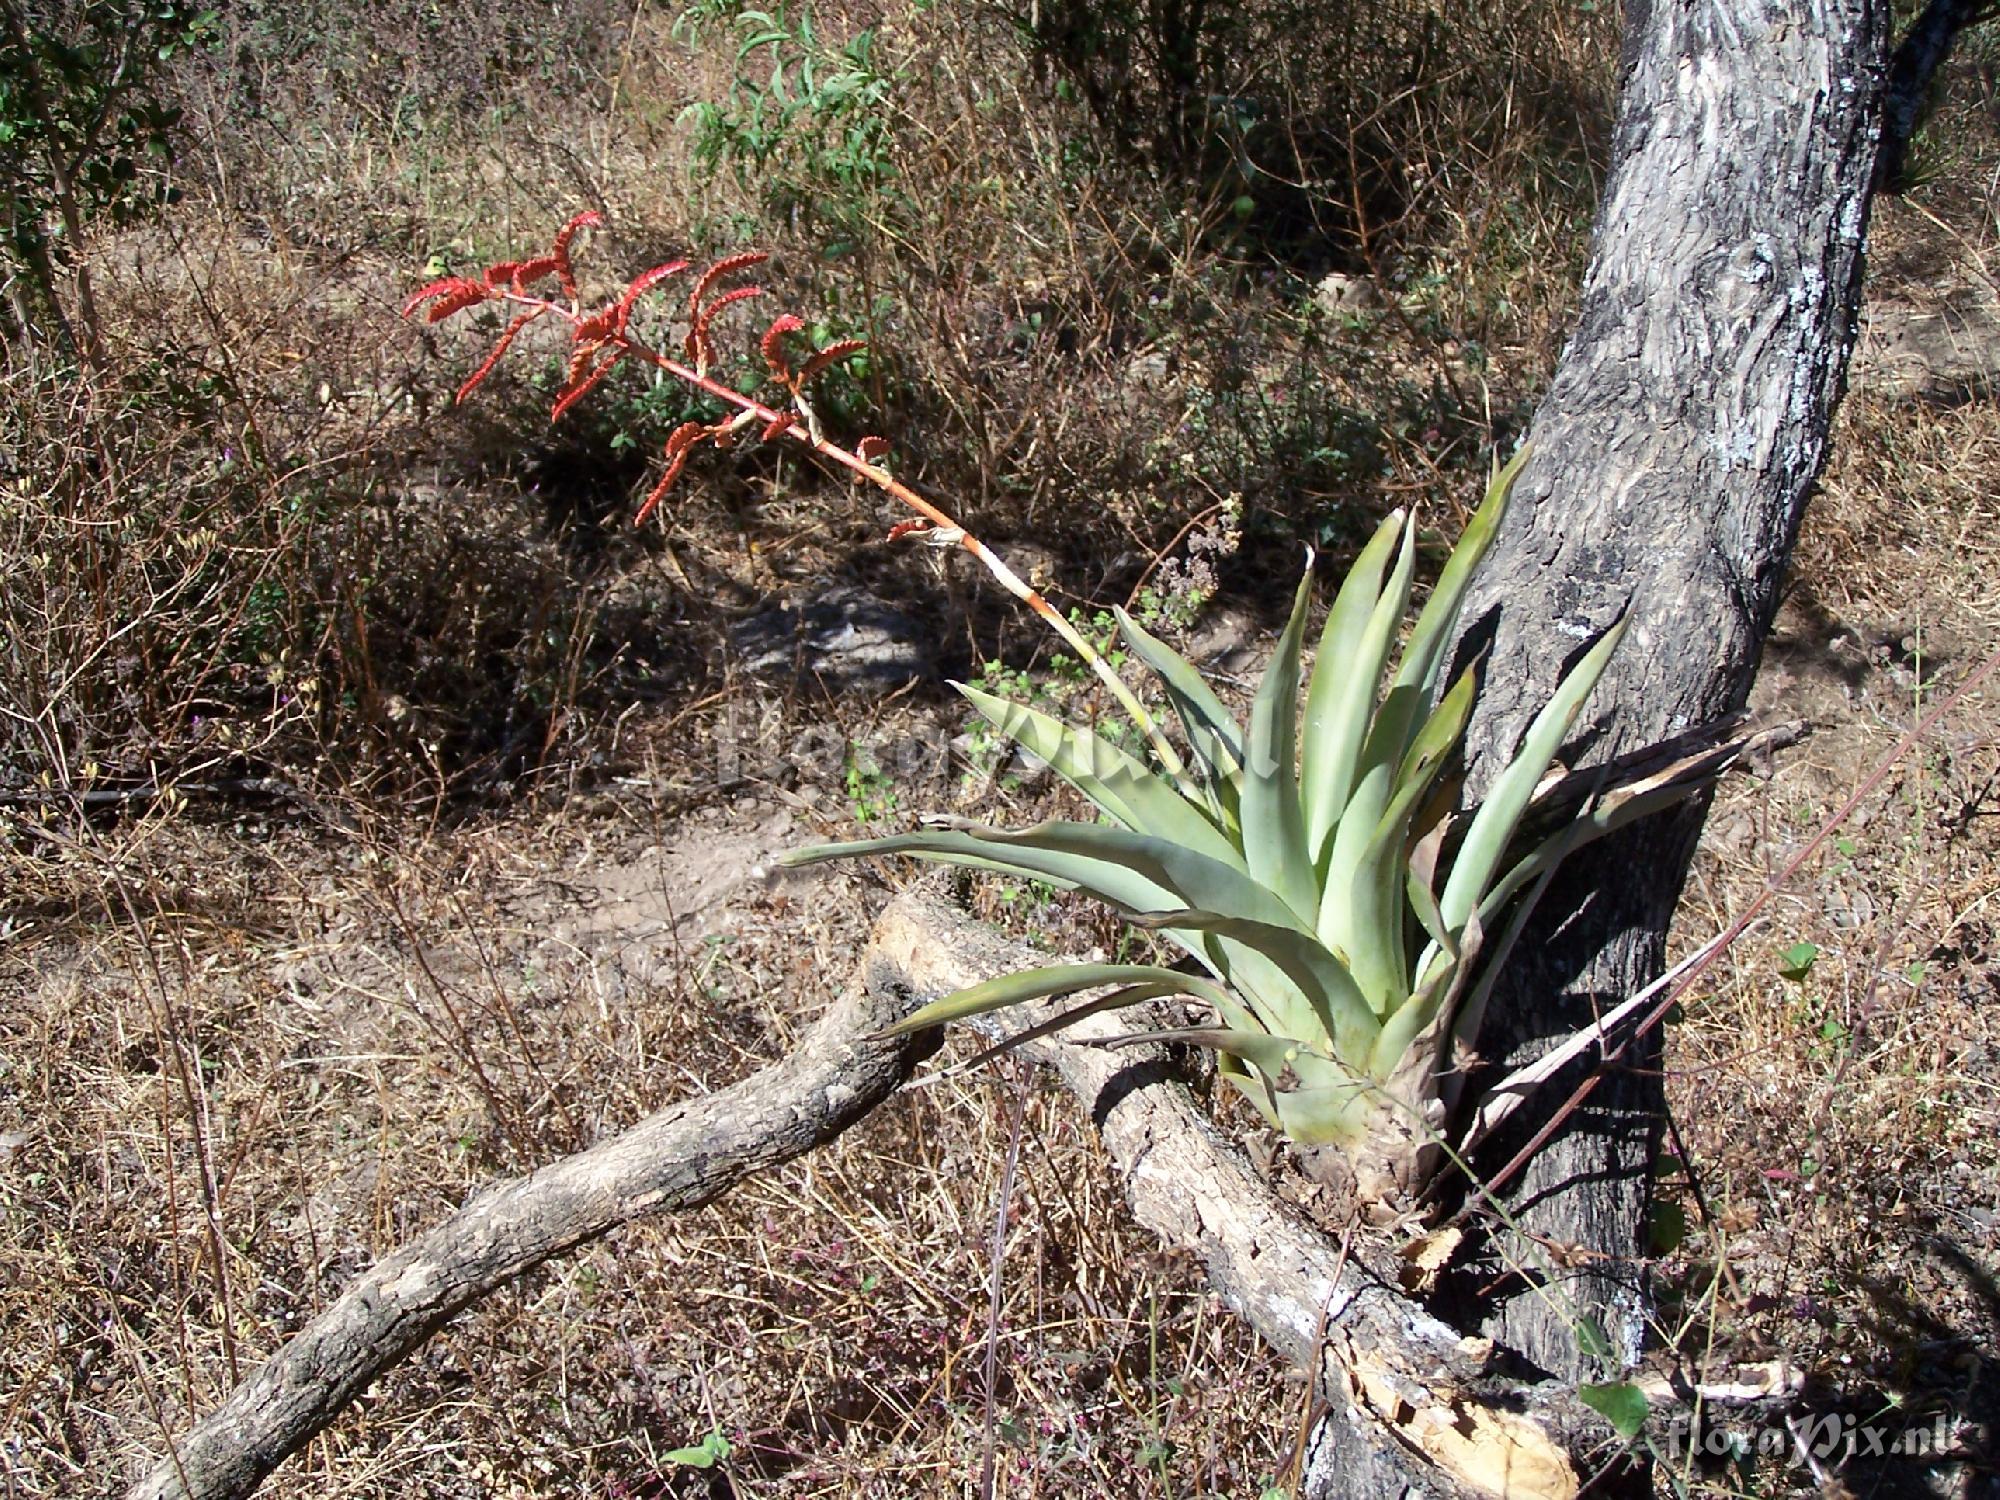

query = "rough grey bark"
[[127, 974, 940, 1500], [1879, 0, 1991, 191], [1431, 0, 1889, 1390]]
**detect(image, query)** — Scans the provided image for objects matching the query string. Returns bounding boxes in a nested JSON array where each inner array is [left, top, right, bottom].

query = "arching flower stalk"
[[406, 212, 1183, 779]]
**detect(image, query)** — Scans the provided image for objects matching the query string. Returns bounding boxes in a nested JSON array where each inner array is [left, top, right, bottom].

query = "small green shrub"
[[674, 0, 903, 252], [0, 1, 215, 357]]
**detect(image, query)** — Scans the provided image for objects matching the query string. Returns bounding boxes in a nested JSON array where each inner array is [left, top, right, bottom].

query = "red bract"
[[615, 261, 691, 335], [761, 314, 806, 380], [633, 422, 712, 525], [687, 252, 769, 326], [402, 276, 491, 322], [551, 350, 625, 423], [797, 338, 867, 386], [685, 285, 764, 372], [552, 211, 603, 303], [490, 255, 560, 292], [456, 309, 544, 405]]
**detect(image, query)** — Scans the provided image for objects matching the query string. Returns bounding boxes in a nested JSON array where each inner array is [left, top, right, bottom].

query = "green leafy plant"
[[843, 743, 899, 823], [785, 453, 1650, 1206], [674, 0, 901, 249], [0, 1, 216, 362], [662, 1427, 733, 1468]]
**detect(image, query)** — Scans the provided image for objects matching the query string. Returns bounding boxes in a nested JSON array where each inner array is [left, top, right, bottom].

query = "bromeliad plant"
[[785, 456, 1628, 1205], [412, 215, 1646, 1209]]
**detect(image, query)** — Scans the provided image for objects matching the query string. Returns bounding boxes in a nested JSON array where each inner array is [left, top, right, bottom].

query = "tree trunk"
[[1433, 0, 1888, 1385]]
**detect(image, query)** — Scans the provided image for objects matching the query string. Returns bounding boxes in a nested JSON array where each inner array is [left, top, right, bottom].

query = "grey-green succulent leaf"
[[1123, 907, 1380, 1063], [1317, 662, 1482, 1014], [1114, 606, 1246, 796], [1314, 520, 1419, 956], [1390, 446, 1527, 714], [1437, 615, 1629, 935], [954, 682, 1240, 868], [954, 982, 1213, 1071], [1299, 509, 1409, 865], [884, 961, 1236, 1036], [1240, 566, 1318, 921]]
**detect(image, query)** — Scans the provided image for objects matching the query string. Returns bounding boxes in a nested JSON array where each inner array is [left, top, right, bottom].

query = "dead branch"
[[127, 967, 940, 1500], [866, 895, 1620, 1500], [132, 891, 1629, 1500]]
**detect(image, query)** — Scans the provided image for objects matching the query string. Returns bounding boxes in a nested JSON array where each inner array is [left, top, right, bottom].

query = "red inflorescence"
[[684, 285, 764, 370], [633, 422, 713, 526], [455, 309, 544, 405], [760, 314, 806, 380], [551, 348, 626, 423], [551, 211, 604, 303], [402, 277, 491, 322], [796, 338, 867, 387], [410, 217, 894, 531], [615, 261, 691, 335], [687, 252, 770, 329]]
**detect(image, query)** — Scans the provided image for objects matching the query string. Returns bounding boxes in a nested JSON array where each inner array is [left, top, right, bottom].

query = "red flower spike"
[[886, 519, 933, 543], [572, 306, 617, 348], [760, 313, 806, 379], [761, 411, 796, 442], [551, 349, 626, 423], [634, 445, 697, 527], [455, 309, 543, 405], [483, 261, 523, 287], [402, 276, 488, 320], [552, 211, 604, 303], [615, 261, 691, 334], [560, 338, 603, 390], [429, 284, 496, 322], [857, 435, 891, 463], [687, 284, 764, 369], [508, 256, 560, 291], [663, 421, 706, 458], [687, 251, 770, 328], [797, 338, 868, 386]]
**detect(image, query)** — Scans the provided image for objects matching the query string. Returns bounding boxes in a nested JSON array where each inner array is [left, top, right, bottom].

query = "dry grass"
[[1, 792, 1300, 1496], [1644, 186, 2000, 1491]]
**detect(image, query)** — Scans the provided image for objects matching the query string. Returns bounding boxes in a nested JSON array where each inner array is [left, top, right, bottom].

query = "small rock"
[[1188, 604, 1261, 676], [731, 586, 930, 690], [1314, 272, 1381, 314]]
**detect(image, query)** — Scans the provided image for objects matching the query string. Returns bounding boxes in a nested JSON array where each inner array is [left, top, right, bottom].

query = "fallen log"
[[866, 895, 1623, 1500], [131, 892, 1624, 1500]]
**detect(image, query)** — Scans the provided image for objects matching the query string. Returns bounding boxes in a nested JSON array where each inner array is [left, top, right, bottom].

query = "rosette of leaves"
[[785, 453, 1635, 1206]]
